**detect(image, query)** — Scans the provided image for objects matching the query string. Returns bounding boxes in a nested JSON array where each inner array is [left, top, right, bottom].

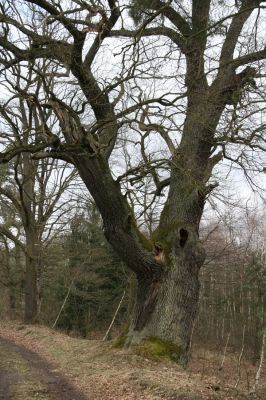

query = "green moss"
[[136, 336, 185, 363], [152, 222, 182, 242], [152, 221, 195, 264], [112, 322, 130, 348], [136, 229, 153, 251], [152, 225, 176, 257]]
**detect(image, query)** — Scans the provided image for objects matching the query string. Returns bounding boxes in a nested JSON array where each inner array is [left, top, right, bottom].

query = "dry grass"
[[0, 322, 265, 400]]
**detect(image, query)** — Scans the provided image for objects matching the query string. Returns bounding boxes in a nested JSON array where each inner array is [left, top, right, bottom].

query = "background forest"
[[1, 180, 265, 363]]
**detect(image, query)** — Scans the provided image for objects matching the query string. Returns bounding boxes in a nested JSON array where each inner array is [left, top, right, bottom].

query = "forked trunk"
[[74, 154, 207, 365]]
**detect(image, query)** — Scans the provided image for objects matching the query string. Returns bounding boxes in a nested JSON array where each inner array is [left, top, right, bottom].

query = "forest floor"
[[0, 322, 265, 400]]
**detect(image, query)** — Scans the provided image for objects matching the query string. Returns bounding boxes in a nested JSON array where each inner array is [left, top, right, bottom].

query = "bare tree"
[[0, 62, 76, 323], [0, 0, 266, 364]]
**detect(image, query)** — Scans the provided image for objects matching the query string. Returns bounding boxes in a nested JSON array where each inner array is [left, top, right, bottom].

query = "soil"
[[0, 336, 89, 400]]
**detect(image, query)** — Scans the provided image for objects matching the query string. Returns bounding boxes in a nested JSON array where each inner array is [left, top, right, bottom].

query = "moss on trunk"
[[135, 336, 186, 364]]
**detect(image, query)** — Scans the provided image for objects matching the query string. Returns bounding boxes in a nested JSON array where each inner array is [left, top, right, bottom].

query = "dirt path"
[[0, 360, 18, 399], [0, 336, 90, 400]]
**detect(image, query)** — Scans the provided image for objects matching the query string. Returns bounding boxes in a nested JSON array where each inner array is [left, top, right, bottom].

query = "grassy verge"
[[1, 322, 265, 400]]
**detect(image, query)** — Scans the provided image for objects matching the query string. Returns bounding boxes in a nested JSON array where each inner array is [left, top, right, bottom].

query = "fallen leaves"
[[0, 322, 265, 400]]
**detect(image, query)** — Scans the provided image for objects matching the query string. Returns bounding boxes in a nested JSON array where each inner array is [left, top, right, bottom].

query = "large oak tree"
[[0, 0, 266, 364]]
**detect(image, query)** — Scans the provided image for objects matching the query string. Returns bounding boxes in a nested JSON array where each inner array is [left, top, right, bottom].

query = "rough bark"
[[128, 272, 200, 364]]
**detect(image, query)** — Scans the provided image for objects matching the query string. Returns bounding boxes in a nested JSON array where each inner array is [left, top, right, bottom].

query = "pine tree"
[[56, 202, 128, 337]]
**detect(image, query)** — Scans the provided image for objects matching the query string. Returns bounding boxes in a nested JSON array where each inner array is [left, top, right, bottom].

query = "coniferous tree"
[[55, 202, 128, 337]]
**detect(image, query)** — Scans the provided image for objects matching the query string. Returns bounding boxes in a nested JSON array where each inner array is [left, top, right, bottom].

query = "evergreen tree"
[[56, 202, 128, 337]]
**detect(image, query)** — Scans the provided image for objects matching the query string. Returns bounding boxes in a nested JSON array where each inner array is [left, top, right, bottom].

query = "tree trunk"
[[24, 237, 41, 324], [125, 234, 205, 366], [24, 251, 38, 323], [9, 292, 16, 319]]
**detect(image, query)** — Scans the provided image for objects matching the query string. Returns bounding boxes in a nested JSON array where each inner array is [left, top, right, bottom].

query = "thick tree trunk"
[[125, 234, 205, 366]]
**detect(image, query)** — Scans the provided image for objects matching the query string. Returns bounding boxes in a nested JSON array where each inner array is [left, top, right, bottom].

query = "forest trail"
[[0, 336, 89, 400]]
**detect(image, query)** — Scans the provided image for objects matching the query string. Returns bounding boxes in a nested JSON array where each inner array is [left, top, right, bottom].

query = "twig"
[[52, 280, 74, 329], [219, 331, 231, 370], [250, 328, 266, 394], [235, 324, 246, 388], [102, 290, 126, 341]]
